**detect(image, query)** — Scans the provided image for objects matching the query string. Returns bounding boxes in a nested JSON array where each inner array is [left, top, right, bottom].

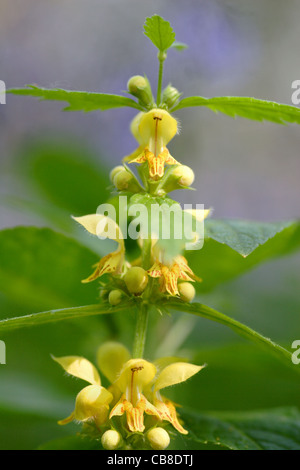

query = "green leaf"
[[0, 227, 103, 311], [205, 219, 294, 257], [180, 407, 300, 450], [8, 85, 143, 112], [38, 435, 101, 450], [187, 344, 300, 412], [15, 138, 111, 215], [0, 304, 129, 333], [144, 15, 175, 52], [167, 300, 296, 372], [186, 220, 300, 292], [172, 96, 300, 125]]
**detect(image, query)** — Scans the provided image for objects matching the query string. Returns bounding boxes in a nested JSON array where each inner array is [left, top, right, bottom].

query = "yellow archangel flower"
[[53, 342, 131, 428], [53, 343, 204, 436], [126, 109, 179, 179], [147, 208, 211, 296], [73, 214, 125, 282], [52, 355, 114, 427], [148, 255, 201, 296], [109, 354, 204, 434]]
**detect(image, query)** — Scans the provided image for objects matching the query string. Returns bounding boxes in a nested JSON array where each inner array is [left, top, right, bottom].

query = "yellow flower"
[[109, 359, 161, 432], [148, 255, 201, 296], [73, 214, 125, 282], [108, 350, 204, 435], [53, 342, 131, 428], [54, 343, 204, 437], [126, 109, 179, 179], [147, 208, 211, 295], [52, 355, 114, 427]]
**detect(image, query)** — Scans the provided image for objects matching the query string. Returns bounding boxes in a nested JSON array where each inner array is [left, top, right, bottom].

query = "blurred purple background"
[[1, 0, 300, 227]]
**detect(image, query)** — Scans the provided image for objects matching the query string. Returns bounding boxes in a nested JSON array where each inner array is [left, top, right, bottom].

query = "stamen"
[[153, 116, 162, 157], [130, 366, 144, 405]]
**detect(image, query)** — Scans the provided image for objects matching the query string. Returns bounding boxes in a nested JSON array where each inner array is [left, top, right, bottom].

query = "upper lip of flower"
[[72, 214, 125, 282]]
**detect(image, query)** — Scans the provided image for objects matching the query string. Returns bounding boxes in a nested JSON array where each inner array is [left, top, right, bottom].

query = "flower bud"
[[108, 289, 124, 306], [109, 165, 124, 183], [178, 282, 196, 303], [113, 169, 140, 192], [101, 430, 122, 450], [127, 75, 154, 108], [172, 165, 195, 187], [162, 84, 182, 109], [124, 267, 148, 295], [147, 427, 170, 450], [158, 164, 194, 194]]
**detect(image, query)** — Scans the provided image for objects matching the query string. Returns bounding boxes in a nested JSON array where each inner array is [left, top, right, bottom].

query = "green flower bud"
[[113, 169, 140, 192], [162, 84, 182, 109], [124, 267, 148, 295], [127, 75, 153, 108], [147, 427, 170, 450], [109, 165, 124, 183], [178, 282, 196, 303], [108, 289, 124, 306], [172, 165, 195, 187], [101, 430, 122, 450], [158, 164, 195, 194]]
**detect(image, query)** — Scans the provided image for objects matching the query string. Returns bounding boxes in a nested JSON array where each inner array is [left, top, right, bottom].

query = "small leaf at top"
[[144, 15, 176, 52]]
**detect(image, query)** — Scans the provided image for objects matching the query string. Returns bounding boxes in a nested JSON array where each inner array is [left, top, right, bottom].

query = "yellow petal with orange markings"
[[82, 249, 124, 283], [109, 396, 126, 419], [147, 261, 163, 278], [155, 399, 188, 435]]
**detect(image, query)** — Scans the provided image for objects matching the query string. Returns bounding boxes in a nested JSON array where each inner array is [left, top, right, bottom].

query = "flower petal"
[[147, 261, 163, 278], [155, 399, 188, 435], [73, 214, 124, 245], [97, 342, 131, 384], [74, 384, 113, 421], [58, 412, 75, 426], [52, 355, 101, 385], [72, 214, 105, 235], [154, 362, 205, 392], [81, 249, 124, 283], [184, 208, 211, 222], [115, 359, 157, 393]]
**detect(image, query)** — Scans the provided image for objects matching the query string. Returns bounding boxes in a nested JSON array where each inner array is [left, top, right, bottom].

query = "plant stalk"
[[156, 51, 166, 106], [132, 238, 153, 358], [132, 301, 149, 358]]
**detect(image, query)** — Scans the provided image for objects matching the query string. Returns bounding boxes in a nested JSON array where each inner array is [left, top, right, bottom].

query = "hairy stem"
[[132, 238, 153, 358], [156, 52, 166, 106], [132, 302, 149, 358]]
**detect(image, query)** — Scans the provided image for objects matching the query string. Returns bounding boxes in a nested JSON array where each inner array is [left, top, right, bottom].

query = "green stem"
[[132, 302, 149, 358], [156, 52, 166, 106], [132, 238, 152, 358], [142, 237, 152, 270]]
